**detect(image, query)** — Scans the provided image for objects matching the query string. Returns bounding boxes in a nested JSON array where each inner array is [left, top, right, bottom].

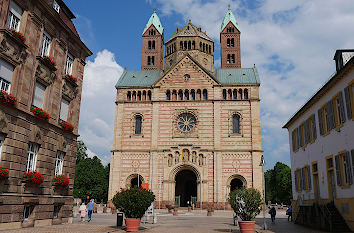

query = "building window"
[[222, 89, 226, 100], [152, 41, 155, 50], [333, 91, 346, 128], [0, 134, 4, 161], [147, 56, 155, 66], [232, 114, 240, 134], [65, 53, 74, 75], [344, 85, 353, 120], [304, 165, 312, 191], [26, 143, 39, 172], [32, 82, 46, 108], [6, 1, 22, 31], [230, 38, 235, 47], [294, 169, 300, 192], [60, 98, 69, 122], [135, 115, 142, 135], [148, 41, 152, 50], [55, 151, 65, 176], [0, 59, 14, 92], [40, 31, 51, 57], [227, 38, 230, 48], [177, 113, 196, 132], [23, 206, 34, 220], [178, 90, 183, 100], [244, 89, 248, 99], [52, 0, 60, 13], [166, 90, 171, 100], [318, 100, 335, 136], [53, 205, 61, 218], [191, 89, 195, 100], [231, 54, 235, 64], [227, 54, 231, 64], [203, 89, 208, 100], [184, 90, 189, 100], [336, 151, 353, 188]]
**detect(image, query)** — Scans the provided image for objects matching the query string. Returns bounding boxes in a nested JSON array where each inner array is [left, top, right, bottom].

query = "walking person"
[[79, 203, 87, 222], [286, 206, 292, 222], [269, 207, 276, 223], [87, 199, 95, 222]]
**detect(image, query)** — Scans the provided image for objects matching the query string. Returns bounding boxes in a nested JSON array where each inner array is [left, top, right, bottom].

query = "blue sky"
[[65, 0, 354, 170]]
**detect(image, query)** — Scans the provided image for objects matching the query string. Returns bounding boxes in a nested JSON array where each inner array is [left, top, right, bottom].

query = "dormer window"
[[53, 0, 60, 13]]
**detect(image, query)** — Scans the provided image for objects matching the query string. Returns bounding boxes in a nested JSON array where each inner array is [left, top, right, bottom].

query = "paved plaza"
[[1, 209, 329, 233]]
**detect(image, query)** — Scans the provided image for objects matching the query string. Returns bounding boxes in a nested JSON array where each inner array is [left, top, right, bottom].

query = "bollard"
[[117, 212, 123, 227]]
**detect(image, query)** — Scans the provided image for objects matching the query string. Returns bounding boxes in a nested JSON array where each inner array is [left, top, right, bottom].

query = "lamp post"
[[259, 155, 267, 230]]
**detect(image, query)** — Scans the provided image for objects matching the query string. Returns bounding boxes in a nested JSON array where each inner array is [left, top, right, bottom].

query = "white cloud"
[[79, 50, 124, 166]]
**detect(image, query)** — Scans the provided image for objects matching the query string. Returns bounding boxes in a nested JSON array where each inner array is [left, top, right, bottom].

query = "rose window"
[[177, 113, 196, 132]]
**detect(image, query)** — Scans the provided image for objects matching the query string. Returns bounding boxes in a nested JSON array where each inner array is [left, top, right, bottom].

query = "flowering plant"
[[24, 171, 44, 184], [31, 106, 50, 121], [0, 90, 17, 105], [53, 174, 69, 186], [43, 56, 56, 67], [65, 74, 77, 83], [0, 167, 9, 180], [8, 28, 26, 43], [59, 121, 74, 132]]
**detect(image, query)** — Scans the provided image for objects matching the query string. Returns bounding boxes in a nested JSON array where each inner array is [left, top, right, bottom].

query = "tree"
[[265, 162, 292, 204], [76, 140, 88, 164]]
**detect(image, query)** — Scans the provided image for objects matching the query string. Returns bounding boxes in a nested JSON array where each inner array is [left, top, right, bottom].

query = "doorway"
[[175, 170, 197, 207], [230, 178, 244, 193], [131, 174, 143, 188]]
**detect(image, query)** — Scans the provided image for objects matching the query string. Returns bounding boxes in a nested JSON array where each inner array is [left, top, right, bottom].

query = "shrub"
[[59, 121, 74, 132], [112, 187, 155, 219], [0, 167, 9, 180], [229, 188, 263, 221], [31, 106, 50, 121], [53, 174, 69, 186], [0, 90, 17, 105], [24, 171, 44, 184]]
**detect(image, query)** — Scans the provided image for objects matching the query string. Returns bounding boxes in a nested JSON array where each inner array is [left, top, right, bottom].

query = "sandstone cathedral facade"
[[108, 8, 263, 208]]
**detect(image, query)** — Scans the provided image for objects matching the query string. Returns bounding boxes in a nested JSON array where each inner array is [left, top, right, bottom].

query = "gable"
[[142, 24, 162, 37], [153, 55, 219, 89], [221, 21, 240, 34]]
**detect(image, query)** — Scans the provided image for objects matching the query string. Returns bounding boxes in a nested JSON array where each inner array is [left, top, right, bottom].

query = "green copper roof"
[[116, 70, 163, 87], [142, 11, 164, 35], [214, 68, 260, 84], [220, 8, 240, 32]]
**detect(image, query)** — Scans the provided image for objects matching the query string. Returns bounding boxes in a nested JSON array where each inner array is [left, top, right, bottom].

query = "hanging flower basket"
[[24, 171, 44, 184], [59, 121, 74, 132], [42, 56, 56, 68], [8, 28, 26, 43], [53, 174, 69, 186], [31, 106, 50, 121], [65, 74, 77, 83], [0, 167, 9, 180], [0, 90, 17, 105]]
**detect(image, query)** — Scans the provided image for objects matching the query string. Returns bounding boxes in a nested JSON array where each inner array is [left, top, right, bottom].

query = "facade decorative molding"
[[36, 57, 57, 86], [0, 29, 28, 66], [172, 108, 199, 138], [62, 77, 78, 101]]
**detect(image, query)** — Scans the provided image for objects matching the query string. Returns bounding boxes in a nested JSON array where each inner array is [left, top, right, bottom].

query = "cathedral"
[[108, 8, 263, 208]]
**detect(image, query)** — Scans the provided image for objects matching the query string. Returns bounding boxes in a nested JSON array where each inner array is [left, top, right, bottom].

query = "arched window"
[[132, 91, 136, 101], [200, 42, 202, 50], [166, 90, 171, 100], [180, 41, 183, 50], [192, 41, 195, 49], [227, 54, 231, 64], [238, 89, 243, 99], [172, 90, 177, 100], [232, 114, 240, 134], [168, 154, 173, 167], [142, 90, 146, 101], [203, 43, 205, 52], [203, 89, 208, 100], [231, 38, 235, 47], [184, 89, 189, 100], [127, 91, 131, 101], [188, 41, 191, 50], [184, 41, 187, 50], [152, 40, 155, 50], [197, 89, 201, 100], [231, 54, 235, 64], [244, 89, 248, 99], [147, 56, 151, 65], [148, 41, 152, 49], [151, 56, 155, 66], [228, 89, 232, 100], [182, 149, 190, 161], [199, 154, 204, 166], [227, 38, 230, 47], [175, 151, 180, 163], [135, 115, 142, 134], [209, 45, 211, 54], [233, 89, 237, 100], [192, 151, 197, 163], [147, 90, 152, 100], [137, 91, 141, 101], [191, 89, 195, 100], [222, 89, 227, 100], [178, 90, 183, 100]]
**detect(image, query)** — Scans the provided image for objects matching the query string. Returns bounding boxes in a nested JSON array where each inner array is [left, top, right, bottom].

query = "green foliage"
[[229, 188, 262, 221], [73, 141, 109, 203], [265, 162, 292, 204], [112, 187, 155, 219]]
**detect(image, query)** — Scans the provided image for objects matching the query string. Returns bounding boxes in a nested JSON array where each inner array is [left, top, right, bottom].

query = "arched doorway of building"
[[230, 178, 244, 193], [130, 174, 143, 188], [175, 169, 197, 207]]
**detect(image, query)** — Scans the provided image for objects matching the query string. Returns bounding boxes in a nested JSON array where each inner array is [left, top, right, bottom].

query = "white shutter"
[[0, 59, 14, 83], [33, 82, 46, 108], [60, 99, 69, 121]]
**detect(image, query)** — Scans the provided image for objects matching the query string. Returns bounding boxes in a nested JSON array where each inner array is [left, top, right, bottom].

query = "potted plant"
[[0, 90, 17, 106], [8, 28, 26, 43], [53, 174, 69, 186], [42, 56, 56, 68], [0, 167, 9, 180], [112, 187, 155, 232], [24, 171, 44, 185], [229, 188, 263, 233], [31, 106, 50, 121], [59, 121, 74, 132], [65, 74, 78, 83]]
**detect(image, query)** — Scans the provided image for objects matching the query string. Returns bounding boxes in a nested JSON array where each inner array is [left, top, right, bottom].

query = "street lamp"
[[259, 155, 267, 230]]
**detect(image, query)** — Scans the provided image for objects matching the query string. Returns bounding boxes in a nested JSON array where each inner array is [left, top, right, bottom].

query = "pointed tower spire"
[[141, 10, 164, 70], [220, 6, 241, 69]]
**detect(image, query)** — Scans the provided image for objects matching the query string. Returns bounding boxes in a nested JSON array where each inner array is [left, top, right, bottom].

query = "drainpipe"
[[216, 152, 219, 209], [200, 172, 202, 211]]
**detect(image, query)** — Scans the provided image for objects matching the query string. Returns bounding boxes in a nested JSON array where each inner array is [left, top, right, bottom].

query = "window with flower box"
[[65, 53, 74, 75], [26, 143, 39, 172], [59, 98, 69, 122], [32, 82, 46, 108], [0, 59, 14, 92], [6, 1, 22, 31], [40, 31, 51, 57], [55, 151, 65, 176]]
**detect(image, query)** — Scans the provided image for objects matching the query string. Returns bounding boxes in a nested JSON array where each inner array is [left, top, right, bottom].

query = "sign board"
[[142, 183, 149, 190]]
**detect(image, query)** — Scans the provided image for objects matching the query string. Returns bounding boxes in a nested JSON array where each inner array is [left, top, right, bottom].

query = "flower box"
[[24, 171, 44, 184], [0, 167, 9, 180], [8, 28, 26, 43], [0, 90, 17, 105], [59, 121, 74, 132], [42, 56, 56, 68], [31, 106, 50, 121], [53, 174, 69, 186], [65, 74, 78, 84]]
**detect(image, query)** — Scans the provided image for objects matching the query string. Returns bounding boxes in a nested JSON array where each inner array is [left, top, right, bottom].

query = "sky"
[[64, 0, 354, 170]]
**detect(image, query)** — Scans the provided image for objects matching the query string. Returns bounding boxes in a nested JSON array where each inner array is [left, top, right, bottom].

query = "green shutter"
[[318, 109, 323, 135], [335, 155, 342, 186], [346, 151, 353, 185], [344, 87, 352, 119], [312, 114, 317, 140], [338, 91, 346, 123]]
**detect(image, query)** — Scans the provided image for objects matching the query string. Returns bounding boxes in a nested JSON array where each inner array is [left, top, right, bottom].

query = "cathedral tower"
[[141, 10, 164, 70], [220, 6, 241, 68]]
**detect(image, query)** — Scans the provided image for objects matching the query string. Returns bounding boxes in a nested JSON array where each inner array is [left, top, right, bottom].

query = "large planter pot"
[[238, 221, 255, 233], [125, 218, 141, 232]]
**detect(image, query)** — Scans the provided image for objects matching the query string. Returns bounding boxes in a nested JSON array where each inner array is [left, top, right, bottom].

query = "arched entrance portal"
[[130, 174, 143, 188], [175, 170, 197, 207], [230, 178, 244, 193]]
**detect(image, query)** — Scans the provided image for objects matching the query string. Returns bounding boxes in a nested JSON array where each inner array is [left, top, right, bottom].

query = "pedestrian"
[[79, 203, 87, 222], [269, 206, 276, 223], [87, 199, 95, 222], [286, 206, 292, 222]]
